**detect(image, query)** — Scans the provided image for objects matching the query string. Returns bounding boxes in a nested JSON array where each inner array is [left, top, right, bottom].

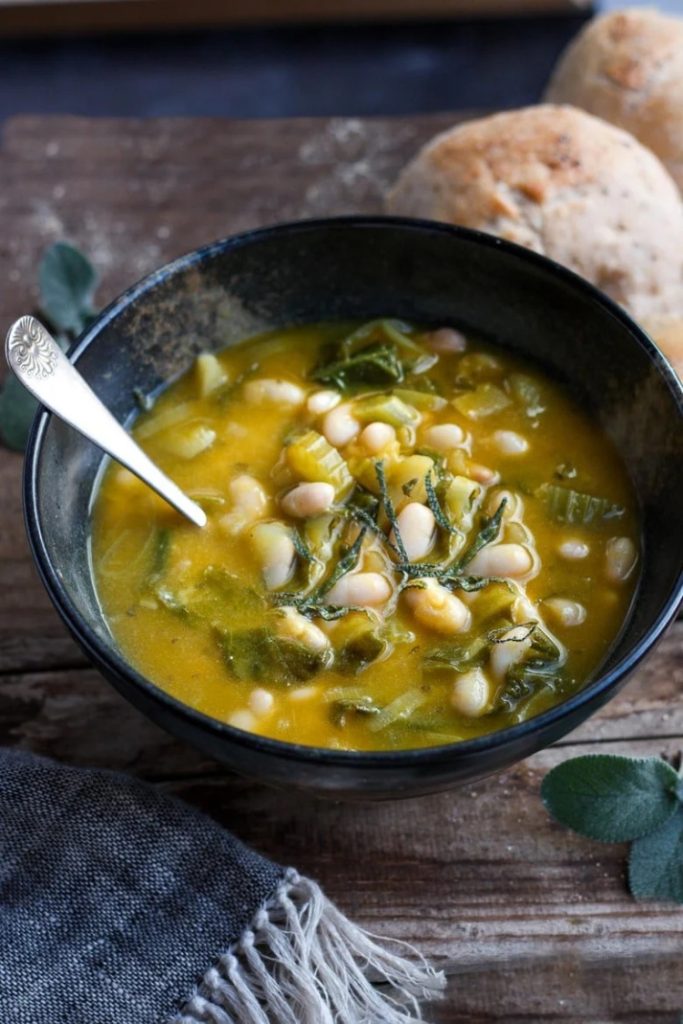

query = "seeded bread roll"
[[386, 105, 683, 321], [545, 9, 683, 191]]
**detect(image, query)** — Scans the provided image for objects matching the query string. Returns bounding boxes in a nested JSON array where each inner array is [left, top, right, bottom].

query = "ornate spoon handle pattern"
[[5, 316, 207, 529]]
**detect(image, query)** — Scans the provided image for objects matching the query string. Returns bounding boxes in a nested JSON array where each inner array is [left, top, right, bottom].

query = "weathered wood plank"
[[165, 737, 683, 1019], [3, 659, 682, 1013], [0, 113, 460, 334], [0, 113, 681, 1022]]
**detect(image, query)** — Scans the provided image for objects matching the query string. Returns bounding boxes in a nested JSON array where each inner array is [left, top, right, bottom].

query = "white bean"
[[392, 503, 436, 562], [250, 521, 296, 590], [228, 709, 257, 731], [558, 538, 589, 560], [404, 579, 472, 635], [486, 488, 523, 520], [276, 607, 330, 653], [468, 463, 499, 486], [421, 423, 465, 452], [307, 389, 341, 415], [281, 481, 335, 518], [243, 378, 306, 408], [360, 421, 396, 454], [544, 597, 587, 628], [489, 625, 533, 680], [424, 326, 467, 353], [492, 430, 529, 455], [451, 668, 490, 717], [248, 688, 275, 716], [511, 592, 538, 625], [326, 572, 392, 609], [467, 543, 534, 579], [605, 537, 637, 583], [323, 402, 361, 447], [220, 474, 269, 535]]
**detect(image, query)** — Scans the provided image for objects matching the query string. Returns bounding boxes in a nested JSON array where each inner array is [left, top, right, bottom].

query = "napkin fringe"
[[175, 867, 446, 1024]]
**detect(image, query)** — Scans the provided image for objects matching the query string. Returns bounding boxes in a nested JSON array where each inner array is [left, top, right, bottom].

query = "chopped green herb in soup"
[[91, 320, 640, 750]]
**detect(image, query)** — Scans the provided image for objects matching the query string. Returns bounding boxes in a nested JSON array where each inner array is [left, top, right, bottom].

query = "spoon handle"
[[5, 316, 207, 529]]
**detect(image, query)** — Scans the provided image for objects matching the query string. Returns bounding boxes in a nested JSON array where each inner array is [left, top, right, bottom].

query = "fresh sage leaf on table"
[[542, 754, 680, 842], [0, 374, 41, 451], [629, 807, 683, 903], [542, 753, 683, 904], [0, 241, 98, 451], [38, 241, 98, 335]]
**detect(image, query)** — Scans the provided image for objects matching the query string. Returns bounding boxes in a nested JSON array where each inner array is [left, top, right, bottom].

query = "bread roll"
[[386, 105, 683, 321], [545, 9, 683, 191]]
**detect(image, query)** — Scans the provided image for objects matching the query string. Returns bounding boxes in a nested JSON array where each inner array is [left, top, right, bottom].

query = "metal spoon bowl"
[[5, 315, 207, 528]]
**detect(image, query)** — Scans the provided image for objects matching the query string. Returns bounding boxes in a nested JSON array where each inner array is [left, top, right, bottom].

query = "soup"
[[91, 320, 639, 750]]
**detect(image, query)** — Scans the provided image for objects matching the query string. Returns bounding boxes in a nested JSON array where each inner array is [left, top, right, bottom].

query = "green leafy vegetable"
[[326, 687, 383, 726], [291, 527, 315, 564], [542, 484, 624, 525], [331, 612, 388, 675], [309, 318, 437, 391], [311, 343, 405, 391], [336, 318, 413, 357], [374, 460, 409, 564], [629, 808, 683, 903], [425, 634, 492, 674], [217, 627, 326, 684], [542, 754, 680, 843], [148, 528, 171, 584], [153, 566, 265, 632], [424, 472, 459, 536], [368, 687, 426, 732], [193, 567, 265, 630], [273, 524, 367, 618]]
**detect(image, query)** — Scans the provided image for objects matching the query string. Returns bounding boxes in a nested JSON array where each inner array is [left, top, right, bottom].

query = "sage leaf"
[[541, 754, 680, 843], [628, 807, 683, 904], [38, 241, 97, 335], [0, 373, 39, 451]]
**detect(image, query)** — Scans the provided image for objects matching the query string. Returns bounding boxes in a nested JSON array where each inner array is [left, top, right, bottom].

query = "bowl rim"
[[23, 215, 683, 768]]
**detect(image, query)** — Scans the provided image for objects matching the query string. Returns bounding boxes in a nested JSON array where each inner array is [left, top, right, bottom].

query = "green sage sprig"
[[542, 753, 683, 904], [0, 241, 98, 451]]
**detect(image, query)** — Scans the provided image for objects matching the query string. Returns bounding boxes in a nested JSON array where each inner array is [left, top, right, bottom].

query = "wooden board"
[[0, 0, 591, 36], [0, 114, 681, 1023]]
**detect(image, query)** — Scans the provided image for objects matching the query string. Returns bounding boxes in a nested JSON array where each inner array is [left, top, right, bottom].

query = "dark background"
[[0, 12, 589, 121]]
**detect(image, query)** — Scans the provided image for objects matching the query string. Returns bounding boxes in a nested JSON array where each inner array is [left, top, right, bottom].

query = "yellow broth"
[[91, 320, 640, 750]]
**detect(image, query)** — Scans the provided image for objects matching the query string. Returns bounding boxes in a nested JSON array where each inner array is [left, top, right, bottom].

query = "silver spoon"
[[5, 315, 207, 528]]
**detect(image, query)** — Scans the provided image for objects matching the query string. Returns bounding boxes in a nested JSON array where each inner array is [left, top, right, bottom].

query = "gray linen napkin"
[[0, 749, 444, 1023]]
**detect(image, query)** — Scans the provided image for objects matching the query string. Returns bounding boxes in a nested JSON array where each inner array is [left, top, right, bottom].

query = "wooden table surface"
[[0, 113, 681, 1023]]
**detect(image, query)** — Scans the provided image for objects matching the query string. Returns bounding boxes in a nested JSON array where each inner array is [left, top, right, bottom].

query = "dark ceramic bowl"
[[24, 218, 683, 799]]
